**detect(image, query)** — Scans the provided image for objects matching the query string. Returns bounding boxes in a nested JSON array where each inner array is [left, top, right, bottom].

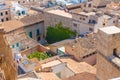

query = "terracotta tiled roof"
[[2, 13, 43, 32], [20, 13, 44, 27], [18, 72, 39, 79], [3, 20, 24, 32], [64, 72, 97, 80], [38, 72, 61, 80], [60, 58, 96, 74]]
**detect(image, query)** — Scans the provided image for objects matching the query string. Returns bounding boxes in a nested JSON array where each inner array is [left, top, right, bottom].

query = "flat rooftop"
[[48, 9, 72, 18], [99, 26, 120, 35], [64, 72, 96, 80], [111, 56, 120, 68], [41, 60, 62, 68], [39, 72, 61, 80], [103, 14, 111, 19], [2, 12, 43, 33], [19, 59, 37, 73], [18, 72, 39, 79], [0, 3, 10, 10], [60, 58, 96, 74], [79, 12, 96, 16], [51, 39, 73, 47]]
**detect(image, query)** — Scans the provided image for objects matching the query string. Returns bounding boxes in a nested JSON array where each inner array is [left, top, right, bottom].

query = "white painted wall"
[[72, 13, 118, 34], [94, 16, 117, 33], [52, 62, 75, 79]]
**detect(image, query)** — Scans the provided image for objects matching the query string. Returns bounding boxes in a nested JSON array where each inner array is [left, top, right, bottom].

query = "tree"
[[46, 22, 76, 43], [27, 51, 53, 60]]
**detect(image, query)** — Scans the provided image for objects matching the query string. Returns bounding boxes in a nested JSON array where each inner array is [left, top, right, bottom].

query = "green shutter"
[[12, 45, 14, 48], [22, 11, 25, 15], [18, 13, 21, 16], [29, 31, 32, 38], [36, 29, 40, 36], [16, 43, 19, 47]]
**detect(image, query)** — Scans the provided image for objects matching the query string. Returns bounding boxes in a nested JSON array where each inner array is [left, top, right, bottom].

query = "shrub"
[[46, 22, 76, 44], [27, 51, 53, 60]]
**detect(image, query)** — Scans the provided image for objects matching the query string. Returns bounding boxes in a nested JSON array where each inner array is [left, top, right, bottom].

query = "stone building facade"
[[0, 27, 17, 80], [93, 0, 120, 8], [44, 9, 73, 36], [72, 10, 118, 34], [97, 26, 120, 80], [0, 3, 11, 22]]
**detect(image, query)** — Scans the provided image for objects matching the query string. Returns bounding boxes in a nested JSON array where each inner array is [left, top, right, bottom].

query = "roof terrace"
[[109, 55, 120, 70], [48, 9, 72, 18], [0, 3, 9, 10], [99, 26, 120, 35]]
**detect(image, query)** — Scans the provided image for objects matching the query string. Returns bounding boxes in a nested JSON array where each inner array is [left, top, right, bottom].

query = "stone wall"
[[21, 44, 48, 56], [44, 11, 73, 36], [97, 28, 120, 57], [97, 53, 120, 80], [0, 8, 11, 22], [0, 29, 17, 80], [82, 54, 96, 65]]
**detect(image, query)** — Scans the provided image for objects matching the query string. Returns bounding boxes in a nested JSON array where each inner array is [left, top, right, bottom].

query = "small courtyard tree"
[[46, 22, 76, 43]]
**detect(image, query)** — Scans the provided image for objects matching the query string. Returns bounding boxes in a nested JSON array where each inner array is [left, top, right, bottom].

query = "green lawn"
[[27, 51, 53, 60]]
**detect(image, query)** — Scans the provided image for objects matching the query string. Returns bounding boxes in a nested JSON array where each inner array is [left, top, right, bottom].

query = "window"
[[36, 29, 40, 36], [12, 45, 15, 48], [29, 31, 32, 38], [18, 13, 21, 16], [73, 23, 77, 27], [22, 11, 25, 15], [113, 21, 115, 23], [89, 28, 93, 31], [1, 13, 3, 16], [1, 19, 4, 22], [113, 48, 120, 58], [84, 4, 86, 7], [5, 11, 8, 15], [103, 22, 106, 26], [16, 43, 19, 47], [89, 20, 92, 23], [80, 17, 82, 20], [83, 56, 86, 58], [6, 18, 8, 21], [88, 4, 92, 7], [92, 20, 97, 24], [89, 20, 97, 24], [83, 18, 85, 20], [37, 37, 41, 41], [113, 48, 117, 55]]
